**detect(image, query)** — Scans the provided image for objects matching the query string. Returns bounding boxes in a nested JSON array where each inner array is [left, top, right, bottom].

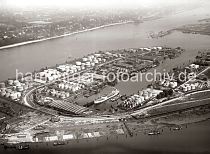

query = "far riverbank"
[[0, 21, 134, 50]]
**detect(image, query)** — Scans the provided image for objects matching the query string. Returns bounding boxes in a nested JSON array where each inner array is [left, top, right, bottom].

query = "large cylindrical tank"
[[10, 93, 18, 100], [138, 91, 143, 96], [8, 80, 13, 85], [0, 88, 6, 92], [23, 84, 29, 90], [40, 72, 46, 77], [5, 92, 11, 98], [17, 86, 24, 92], [183, 86, 187, 92], [12, 86, 16, 91], [0, 82, 6, 88], [94, 60, 99, 64], [13, 80, 20, 86], [148, 92, 153, 98], [94, 54, 101, 57], [187, 85, 191, 91], [64, 84, 69, 90], [82, 57, 88, 62], [76, 61, 82, 66], [191, 84, 196, 90], [143, 94, 149, 100], [60, 93, 66, 99], [16, 92, 21, 98], [65, 92, 70, 98], [0, 91, 6, 97], [6, 89, 12, 93]]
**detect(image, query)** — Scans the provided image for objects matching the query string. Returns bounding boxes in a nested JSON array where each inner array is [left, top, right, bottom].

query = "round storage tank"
[[17, 86, 24, 92], [138, 91, 143, 96], [143, 94, 149, 100], [12, 86, 16, 91], [40, 72, 46, 77], [1, 91, 6, 97], [191, 84, 196, 90], [0, 82, 6, 88], [13, 80, 20, 86], [94, 54, 101, 57], [183, 87, 187, 92], [76, 61, 82, 66], [148, 92, 153, 98], [16, 92, 21, 98], [64, 84, 69, 90], [23, 84, 29, 90], [51, 92, 56, 97], [16, 82, 21, 87], [5, 92, 11, 98], [60, 94, 66, 99], [60, 84, 65, 89], [10, 93, 18, 100], [65, 92, 70, 98], [94, 60, 99, 64], [82, 58, 88, 62], [187, 85, 191, 91], [6, 89, 12, 93], [0, 88, 6, 92], [8, 80, 13, 85]]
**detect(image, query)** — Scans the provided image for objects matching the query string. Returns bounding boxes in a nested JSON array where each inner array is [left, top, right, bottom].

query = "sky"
[[1, 0, 205, 9]]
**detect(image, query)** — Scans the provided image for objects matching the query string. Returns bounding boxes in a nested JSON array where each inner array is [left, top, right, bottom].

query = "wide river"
[[0, 6, 210, 82], [0, 5, 210, 153]]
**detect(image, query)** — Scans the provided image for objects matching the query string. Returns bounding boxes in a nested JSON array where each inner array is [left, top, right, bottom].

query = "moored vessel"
[[94, 88, 119, 104]]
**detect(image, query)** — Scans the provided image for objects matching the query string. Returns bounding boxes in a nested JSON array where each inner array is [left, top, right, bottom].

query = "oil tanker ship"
[[94, 88, 119, 104]]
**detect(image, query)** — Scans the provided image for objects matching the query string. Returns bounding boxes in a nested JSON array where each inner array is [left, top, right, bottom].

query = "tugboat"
[[173, 126, 182, 131], [53, 141, 65, 146], [16, 144, 30, 150], [94, 88, 119, 104], [148, 130, 160, 135]]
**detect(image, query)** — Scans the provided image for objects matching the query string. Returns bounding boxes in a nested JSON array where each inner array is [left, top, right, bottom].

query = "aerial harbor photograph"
[[0, 0, 210, 153]]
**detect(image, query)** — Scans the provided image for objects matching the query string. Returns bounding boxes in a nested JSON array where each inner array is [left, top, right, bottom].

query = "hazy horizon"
[[1, 0, 210, 10]]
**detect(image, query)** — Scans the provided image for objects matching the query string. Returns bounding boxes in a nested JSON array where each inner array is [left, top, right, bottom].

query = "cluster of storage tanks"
[[181, 83, 199, 92], [121, 88, 161, 109], [35, 52, 119, 83], [189, 64, 200, 70], [74, 73, 97, 85], [76, 53, 112, 68], [159, 80, 178, 88], [0, 79, 31, 100], [37, 69, 62, 82], [57, 53, 111, 74], [58, 82, 84, 92], [129, 46, 163, 52], [57, 64, 83, 74], [47, 89, 70, 99]]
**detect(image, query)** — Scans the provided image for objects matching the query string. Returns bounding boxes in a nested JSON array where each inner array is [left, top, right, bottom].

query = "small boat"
[[17, 134, 27, 138], [173, 126, 182, 131], [53, 141, 65, 146], [16, 144, 30, 150], [148, 130, 160, 135]]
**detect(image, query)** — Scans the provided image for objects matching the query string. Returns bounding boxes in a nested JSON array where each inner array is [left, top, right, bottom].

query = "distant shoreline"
[[0, 21, 134, 50]]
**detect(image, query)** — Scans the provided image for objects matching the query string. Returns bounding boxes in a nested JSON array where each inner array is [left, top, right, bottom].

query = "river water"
[[0, 6, 210, 82], [0, 5, 210, 153]]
